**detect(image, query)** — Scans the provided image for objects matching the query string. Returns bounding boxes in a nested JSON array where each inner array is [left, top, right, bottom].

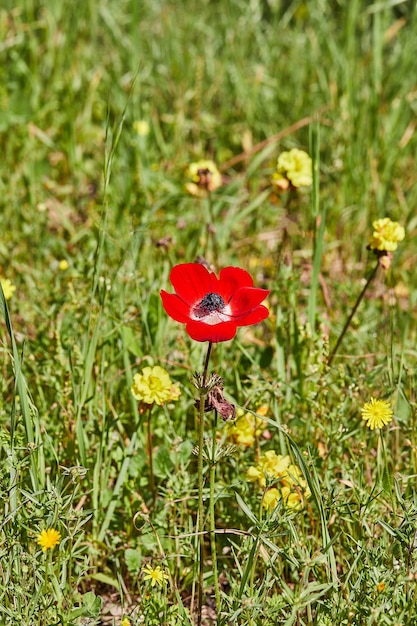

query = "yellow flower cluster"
[[368, 218, 405, 253], [228, 405, 269, 447], [247, 450, 310, 511], [131, 365, 180, 407], [361, 397, 393, 430], [272, 148, 312, 190], [185, 159, 222, 196], [1, 278, 16, 300], [36, 528, 61, 551]]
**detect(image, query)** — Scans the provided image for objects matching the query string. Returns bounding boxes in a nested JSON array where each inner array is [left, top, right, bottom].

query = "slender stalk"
[[328, 262, 379, 366], [197, 342, 212, 626], [209, 417, 221, 617], [146, 406, 156, 505]]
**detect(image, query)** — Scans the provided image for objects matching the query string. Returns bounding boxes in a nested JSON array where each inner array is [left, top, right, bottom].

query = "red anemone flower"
[[160, 263, 270, 343]]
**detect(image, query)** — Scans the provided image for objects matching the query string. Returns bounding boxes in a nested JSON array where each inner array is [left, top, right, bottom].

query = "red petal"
[[229, 287, 270, 317], [234, 304, 270, 327], [169, 263, 215, 306], [186, 320, 237, 343], [160, 291, 191, 323], [217, 267, 254, 302]]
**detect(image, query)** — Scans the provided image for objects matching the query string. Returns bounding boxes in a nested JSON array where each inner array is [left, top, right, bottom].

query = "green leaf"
[[125, 547, 142, 574], [68, 591, 102, 620]]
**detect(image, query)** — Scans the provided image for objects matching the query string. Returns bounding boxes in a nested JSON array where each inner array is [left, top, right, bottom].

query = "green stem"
[[328, 262, 379, 366], [209, 417, 221, 617], [146, 406, 156, 505], [197, 342, 212, 626]]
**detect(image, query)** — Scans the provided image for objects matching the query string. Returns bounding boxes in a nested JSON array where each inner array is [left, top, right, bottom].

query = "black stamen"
[[194, 293, 225, 318]]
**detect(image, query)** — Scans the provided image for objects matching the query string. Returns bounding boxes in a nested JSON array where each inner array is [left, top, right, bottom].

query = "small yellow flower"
[[249, 450, 310, 510], [246, 465, 263, 483], [376, 581, 385, 593], [368, 217, 405, 252], [131, 366, 180, 406], [361, 397, 393, 430], [262, 487, 281, 511], [247, 451, 291, 487], [281, 485, 309, 510], [228, 405, 269, 447], [1, 278, 16, 300], [120, 618, 131, 626], [59, 259, 69, 271], [142, 563, 169, 587], [272, 148, 312, 189], [185, 159, 222, 196], [133, 120, 150, 136], [37, 528, 61, 551]]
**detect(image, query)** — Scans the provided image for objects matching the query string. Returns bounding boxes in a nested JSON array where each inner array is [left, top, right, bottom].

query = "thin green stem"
[[328, 262, 379, 366], [146, 406, 156, 505], [209, 417, 221, 618], [197, 342, 213, 626]]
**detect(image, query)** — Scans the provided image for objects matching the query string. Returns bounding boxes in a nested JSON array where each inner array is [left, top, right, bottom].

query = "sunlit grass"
[[1, 0, 417, 624]]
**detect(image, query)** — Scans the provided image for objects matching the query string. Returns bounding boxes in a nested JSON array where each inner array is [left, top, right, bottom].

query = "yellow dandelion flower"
[[131, 366, 180, 406], [1, 278, 16, 300], [368, 217, 405, 252], [185, 159, 222, 196], [120, 618, 131, 626], [273, 148, 312, 189], [142, 563, 169, 587], [361, 397, 393, 430], [37, 528, 61, 551], [59, 259, 69, 271]]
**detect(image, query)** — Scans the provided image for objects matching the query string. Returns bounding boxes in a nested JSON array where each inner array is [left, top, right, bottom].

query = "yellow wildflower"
[[247, 451, 290, 488], [368, 218, 405, 252], [262, 487, 281, 511], [249, 450, 310, 511], [1, 278, 16, 300], [361, 397, 393, 430], [185, 159, 222, 196], [133, 120, 150, 136], [246, 465, 263, 483], [229, 405, 268, 447], [142, 563, 169, 587], [37, 528, 61, 551], [120, 618, 131, 626], [272, 148, 312, 189], [376, 582, 385, 593], [281, 485, 310, 510], [259, 451, 291, 486], [59, 259, 69, 271], [131, 366, 180, 406]]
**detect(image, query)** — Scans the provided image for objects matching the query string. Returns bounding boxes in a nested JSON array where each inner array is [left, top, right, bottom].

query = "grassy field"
[[1, 0, 417, 624]]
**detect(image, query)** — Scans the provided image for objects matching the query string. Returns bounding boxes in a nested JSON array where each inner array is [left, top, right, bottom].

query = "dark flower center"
[[193, 292, 225, 318], [197, 168, 212, 187]]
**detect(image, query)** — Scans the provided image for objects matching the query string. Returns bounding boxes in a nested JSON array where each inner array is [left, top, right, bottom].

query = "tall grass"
[[0, 0, 416, 624]]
